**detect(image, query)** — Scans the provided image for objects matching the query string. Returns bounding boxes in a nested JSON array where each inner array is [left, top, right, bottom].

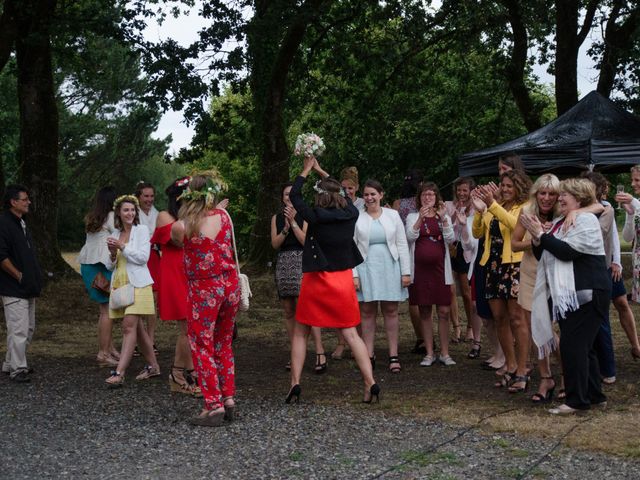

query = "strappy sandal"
[[314, 353, 327, 374], [467, 341, 481, 359], [557, 373, 566, 399], [494, 370, 516, 388], [531, 376, 555, 403], [169, 366, 202, 397], [105, 370, 124, 389], [508, 375, 529, 393], [388, 356, 401, 373], [136, 365, 161, 380]]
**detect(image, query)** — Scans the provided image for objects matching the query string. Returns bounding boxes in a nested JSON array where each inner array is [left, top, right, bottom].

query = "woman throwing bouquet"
[[287, 151, 379, 404]]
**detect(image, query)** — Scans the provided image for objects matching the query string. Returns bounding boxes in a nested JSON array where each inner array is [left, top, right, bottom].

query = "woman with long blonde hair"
[[171, 173, 240, 427], [512, 174, 560, 402]]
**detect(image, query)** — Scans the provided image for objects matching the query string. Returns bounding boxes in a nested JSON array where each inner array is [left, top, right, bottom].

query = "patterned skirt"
[[275, 249, 303, 298], [486, 262, 521, 301]]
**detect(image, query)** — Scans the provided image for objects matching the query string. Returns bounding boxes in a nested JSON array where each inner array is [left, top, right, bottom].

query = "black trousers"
[[558, 289, 609, 410]]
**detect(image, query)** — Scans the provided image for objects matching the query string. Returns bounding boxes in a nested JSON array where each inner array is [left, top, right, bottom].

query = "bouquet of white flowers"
[[293, 132, 325, 158]]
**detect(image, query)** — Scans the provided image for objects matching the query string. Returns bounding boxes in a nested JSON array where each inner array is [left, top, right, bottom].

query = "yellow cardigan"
[[472, 200, 525, 266]]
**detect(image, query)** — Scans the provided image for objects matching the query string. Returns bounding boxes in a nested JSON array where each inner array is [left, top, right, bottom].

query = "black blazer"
[[0, 211, 42, 298], [533, 232, 610, 293], [289, 175, 363, 272]]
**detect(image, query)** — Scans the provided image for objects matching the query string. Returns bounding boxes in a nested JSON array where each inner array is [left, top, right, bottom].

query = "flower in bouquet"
[[294, 132, 326, 158]]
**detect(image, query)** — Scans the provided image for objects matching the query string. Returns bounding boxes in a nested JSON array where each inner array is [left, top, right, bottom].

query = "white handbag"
[[109, 283, 135, 310], [225, 211, 252, 311]]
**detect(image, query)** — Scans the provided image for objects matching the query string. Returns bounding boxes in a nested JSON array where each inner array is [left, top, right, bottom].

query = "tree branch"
[[577, 0, 599, 46]]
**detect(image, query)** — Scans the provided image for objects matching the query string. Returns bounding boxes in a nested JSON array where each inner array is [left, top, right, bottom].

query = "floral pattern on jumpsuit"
[[183, 209, 240, 411]]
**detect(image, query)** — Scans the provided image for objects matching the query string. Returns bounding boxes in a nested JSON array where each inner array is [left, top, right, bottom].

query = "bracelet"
[[281, 229, 289, 236], [291, 223, 299, 229]]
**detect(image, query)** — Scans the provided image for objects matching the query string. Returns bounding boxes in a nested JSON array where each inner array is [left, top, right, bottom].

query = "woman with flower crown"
[[286, 149, 379, 404], [171, 173, 240, 427], [104, 195, 160, 388]]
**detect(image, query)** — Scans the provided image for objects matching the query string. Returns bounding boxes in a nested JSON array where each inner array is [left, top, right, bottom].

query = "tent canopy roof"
[[458, 91, 640, 177]]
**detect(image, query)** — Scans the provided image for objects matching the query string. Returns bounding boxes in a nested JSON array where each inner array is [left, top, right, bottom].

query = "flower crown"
[[175, 176, 190, 187], [113, 194, 139, 210], [313, 180, 346, 197], [177, 174, 227, 208]]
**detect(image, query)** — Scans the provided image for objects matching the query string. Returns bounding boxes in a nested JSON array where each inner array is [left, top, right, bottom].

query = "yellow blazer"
[[472, 201, 525, 266]]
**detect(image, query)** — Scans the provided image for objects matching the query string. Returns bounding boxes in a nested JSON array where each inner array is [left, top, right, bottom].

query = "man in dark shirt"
[[0, 185, 42, 382]]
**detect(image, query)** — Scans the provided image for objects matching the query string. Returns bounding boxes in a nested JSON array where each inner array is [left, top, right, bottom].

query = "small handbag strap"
[[221, 209, 242, 277]]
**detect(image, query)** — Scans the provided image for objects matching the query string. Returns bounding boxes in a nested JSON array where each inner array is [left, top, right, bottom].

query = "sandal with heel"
[[169, 366, 202, 397], [467, 340, 481, 359], [314, 353, 327, 374], [494, 370, 516, 388], [388, 356, 401, 374], [508, 375, 529, 394], [531, 376, 555, 403]]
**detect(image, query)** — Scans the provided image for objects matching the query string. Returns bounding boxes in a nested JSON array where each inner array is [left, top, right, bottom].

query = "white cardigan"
[[78, 212, 115, 266], [459, 214, 479, 278], [352, 207, 411, 277], [105, 224, 153, 288], [405, 212, 454, 284]]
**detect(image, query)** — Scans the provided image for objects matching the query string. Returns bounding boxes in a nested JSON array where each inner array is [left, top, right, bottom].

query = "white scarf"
[[531, 213, 605, 359]]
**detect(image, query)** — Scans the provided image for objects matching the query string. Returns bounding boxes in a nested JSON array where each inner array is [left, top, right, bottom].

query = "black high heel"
[[531, 376, 555, 404], [363, 383, 380, 404], [314, 353, 328, 374], [285, 384, 301, 404], [467, 341, 481, 359]]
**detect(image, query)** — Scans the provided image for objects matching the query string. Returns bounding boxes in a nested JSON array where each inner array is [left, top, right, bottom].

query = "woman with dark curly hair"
[[78, 186, 119, 366], [472, 170, 532, 392]]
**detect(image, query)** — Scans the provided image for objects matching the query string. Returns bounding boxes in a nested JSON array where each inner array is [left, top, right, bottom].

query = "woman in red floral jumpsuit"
[[172, 174, 239, 427]]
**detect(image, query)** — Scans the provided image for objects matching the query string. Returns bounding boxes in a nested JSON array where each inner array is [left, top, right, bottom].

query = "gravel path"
[[1, 356, 639, 480]]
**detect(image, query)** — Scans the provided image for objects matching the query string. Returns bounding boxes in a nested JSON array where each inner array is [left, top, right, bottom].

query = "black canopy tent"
[[458, 91, 640, 177]]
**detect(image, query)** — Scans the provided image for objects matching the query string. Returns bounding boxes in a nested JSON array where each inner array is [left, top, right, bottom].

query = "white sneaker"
[[438, 355, 457, 366], [420, 355, 434, 367], [602, 376, 616, 385]]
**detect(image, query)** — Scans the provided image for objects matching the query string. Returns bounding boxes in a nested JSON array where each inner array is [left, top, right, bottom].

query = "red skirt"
[[296, 270, 360, 328]]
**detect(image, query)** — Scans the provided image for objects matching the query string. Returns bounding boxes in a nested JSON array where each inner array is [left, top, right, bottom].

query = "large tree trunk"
[[16, 0, 72, 277], [246, 0, 328, 269]]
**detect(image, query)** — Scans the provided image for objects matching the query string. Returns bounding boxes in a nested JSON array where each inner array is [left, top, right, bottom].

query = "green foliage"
[[0, 64, 19, 186], [180, 87, 259, 255]]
